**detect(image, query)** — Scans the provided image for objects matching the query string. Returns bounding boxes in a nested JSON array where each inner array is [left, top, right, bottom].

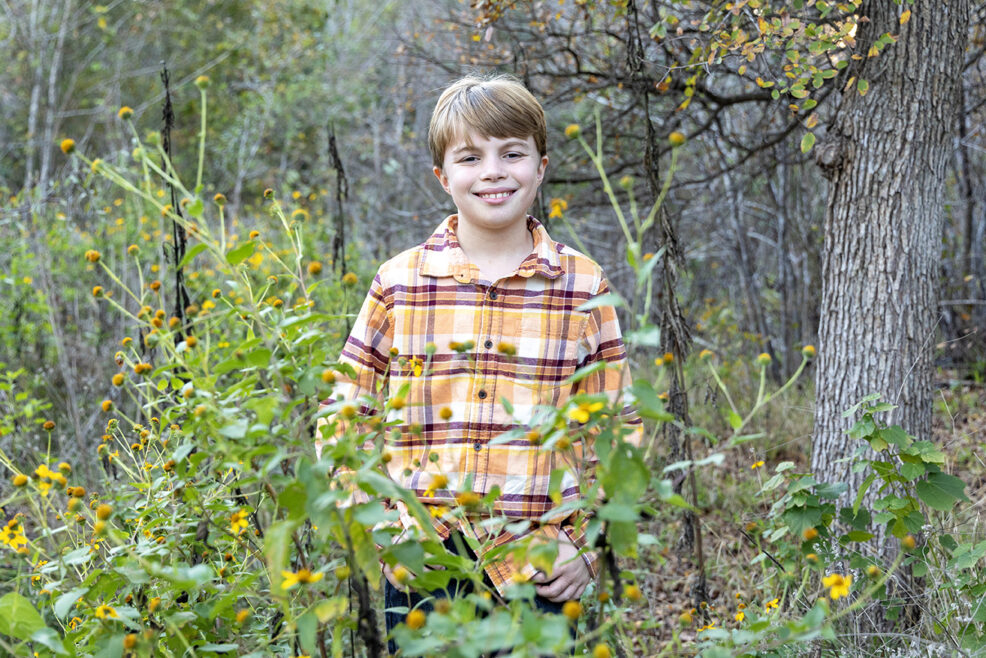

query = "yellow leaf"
[[805, 114, 818, 129], [900, 9, 911, 25], [868, 45, 879, 58]]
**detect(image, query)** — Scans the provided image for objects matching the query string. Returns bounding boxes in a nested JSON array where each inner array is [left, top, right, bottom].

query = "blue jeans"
[[383, 535, 567, 656]]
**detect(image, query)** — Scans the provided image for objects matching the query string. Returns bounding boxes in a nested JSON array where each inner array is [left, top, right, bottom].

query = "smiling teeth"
[[478, 192, 512, 199]]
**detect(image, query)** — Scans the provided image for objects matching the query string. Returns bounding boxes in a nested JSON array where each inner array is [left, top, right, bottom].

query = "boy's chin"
[[455, 211, 531, 233]]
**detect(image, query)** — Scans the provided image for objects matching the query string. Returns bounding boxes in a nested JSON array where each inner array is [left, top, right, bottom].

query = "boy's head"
[[428, 74, 547, 169]]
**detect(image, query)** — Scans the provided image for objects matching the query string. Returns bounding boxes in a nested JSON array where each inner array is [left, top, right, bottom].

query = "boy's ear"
[[537, 155, 548, 183], [433, 166, 450, 194]]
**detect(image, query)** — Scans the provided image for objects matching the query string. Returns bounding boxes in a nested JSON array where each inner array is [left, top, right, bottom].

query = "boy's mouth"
[[474, 190, 515, 200]]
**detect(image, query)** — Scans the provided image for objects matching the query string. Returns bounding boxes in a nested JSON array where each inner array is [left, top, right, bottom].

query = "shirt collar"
[[419, 215, 564, 283]]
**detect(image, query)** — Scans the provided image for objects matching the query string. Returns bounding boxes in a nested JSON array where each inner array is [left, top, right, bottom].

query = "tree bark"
[[811, 0, 969, 629]]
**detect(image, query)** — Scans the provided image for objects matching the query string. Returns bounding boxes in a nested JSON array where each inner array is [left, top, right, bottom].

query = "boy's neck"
[[454, 215, 534, 282]]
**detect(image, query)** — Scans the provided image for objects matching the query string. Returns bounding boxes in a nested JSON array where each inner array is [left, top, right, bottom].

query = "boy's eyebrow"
[[450, 139, 530, 155]]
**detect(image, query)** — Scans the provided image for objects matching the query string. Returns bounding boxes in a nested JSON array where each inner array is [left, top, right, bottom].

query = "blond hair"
[[428, 74, 547, 168]]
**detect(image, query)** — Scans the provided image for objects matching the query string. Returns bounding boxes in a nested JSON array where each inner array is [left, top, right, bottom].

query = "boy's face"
[[433, 131, 548, 234]]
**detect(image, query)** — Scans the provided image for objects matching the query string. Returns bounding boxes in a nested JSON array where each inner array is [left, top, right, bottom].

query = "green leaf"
[[54, 587, 89, 619], [624, 324, 660, 347], [728, 410, 743, 430], [899, 462, 926, 481], [628, 379, 674, 422], [185, 198, 204, 218], [847, 415, 876, 440], [783, 505, 822, 537], [916, 472, 968, 511], [264, 519, 300, 592], [226, 240, 256, 267], [857, 78, 869, 95], [177, 243, 209, 270], [31, 627, 68, 655], [853, 472, 877, 514], [0, 592, 45, 641], [576, 292, 624, 312]]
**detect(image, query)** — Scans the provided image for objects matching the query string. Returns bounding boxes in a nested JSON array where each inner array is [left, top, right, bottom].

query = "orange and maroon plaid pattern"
[[318, 215, 641, 595]]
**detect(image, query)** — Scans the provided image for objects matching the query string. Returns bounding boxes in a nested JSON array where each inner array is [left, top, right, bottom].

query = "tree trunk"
[[811, 0, 968, 630]]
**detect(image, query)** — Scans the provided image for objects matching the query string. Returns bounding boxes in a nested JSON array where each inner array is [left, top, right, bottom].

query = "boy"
[[320, 74, 640, 651]]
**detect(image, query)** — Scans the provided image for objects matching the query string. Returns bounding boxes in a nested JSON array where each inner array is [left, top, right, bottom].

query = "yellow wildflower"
[[822, 573, 852, 600], [765, 597, 779, 610], [281, 568, 324, 590], [564, 124, 581, 139], [751, 460, 765, 470], [568, 401, 604, 423], [230, 509, 249, 535], [60, 138, 76, 154], [405, 609, 426, 630], [94, 604, 117, 619]]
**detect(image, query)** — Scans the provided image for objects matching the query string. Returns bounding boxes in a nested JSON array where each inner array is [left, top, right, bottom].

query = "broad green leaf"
[[264, 519, 300, 592], [629, 379, 674, 422], [783, 505, 821, 536], [177, 242, 209, 270], [314, 596, 348, 623], [0, 592, 45, 640], [185, 198, 204, 217], [728, 410, 743, 430], [226, 240, 256, 266], [31, 627, 68, 655], [54, 587, 88, 619], [916, 472, 968, 511]]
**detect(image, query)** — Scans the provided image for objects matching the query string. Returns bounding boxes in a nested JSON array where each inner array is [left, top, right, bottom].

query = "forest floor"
[[632, 377, 986, 655]]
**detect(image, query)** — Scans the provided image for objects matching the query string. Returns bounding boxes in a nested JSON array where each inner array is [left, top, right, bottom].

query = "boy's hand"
[[531, 533, 591, 602]]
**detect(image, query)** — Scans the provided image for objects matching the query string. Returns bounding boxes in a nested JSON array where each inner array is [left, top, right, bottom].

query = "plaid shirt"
[[319, 215, 641, 595]]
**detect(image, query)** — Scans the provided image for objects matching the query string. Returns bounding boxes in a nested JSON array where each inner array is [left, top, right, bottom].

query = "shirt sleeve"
[[563, 274, 643, 577], [315, 271, 393, 503]]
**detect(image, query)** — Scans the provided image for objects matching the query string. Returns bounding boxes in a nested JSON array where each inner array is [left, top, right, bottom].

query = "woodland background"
[[1, 0, 986, 656]]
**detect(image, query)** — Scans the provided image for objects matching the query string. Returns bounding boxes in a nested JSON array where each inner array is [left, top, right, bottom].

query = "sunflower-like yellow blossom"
[[60, 138, 76, 154], [95, 604, 117, 619], [822, 573, 852, 600], [230, 509, 249, 535], [564, 124, 581, 139], [342, 272, 358, 285], [281, 568, 323, 590], [568, 401, 604, 424], [405, 609, 426, 630], [562, 600, 582, 621]]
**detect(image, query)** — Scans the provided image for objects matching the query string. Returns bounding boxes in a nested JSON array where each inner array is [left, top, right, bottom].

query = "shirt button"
[[484, 340, 493, 349], [477, 390, 488, 400], [474, 442, 483, 452], [489, 290, 498, 300]]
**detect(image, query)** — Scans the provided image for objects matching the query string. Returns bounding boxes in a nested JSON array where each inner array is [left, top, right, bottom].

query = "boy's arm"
[[315, 272, 393, 499], [564, 275, 643, 573]]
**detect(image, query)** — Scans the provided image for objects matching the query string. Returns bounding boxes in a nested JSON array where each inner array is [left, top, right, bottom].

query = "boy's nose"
[[480, 159, 506, 180]]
